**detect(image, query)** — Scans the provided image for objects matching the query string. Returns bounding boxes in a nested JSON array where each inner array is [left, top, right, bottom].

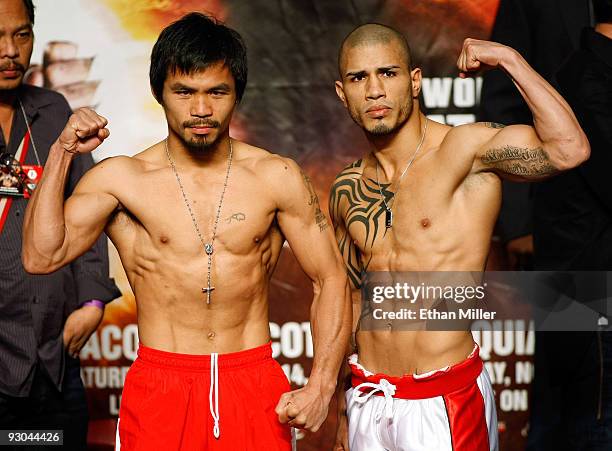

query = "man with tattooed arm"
[[21, 13, 351, 451], [330, 24, 589, 451]]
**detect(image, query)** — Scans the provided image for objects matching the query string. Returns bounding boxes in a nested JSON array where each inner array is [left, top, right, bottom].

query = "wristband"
[[82, 299, 105, 310]]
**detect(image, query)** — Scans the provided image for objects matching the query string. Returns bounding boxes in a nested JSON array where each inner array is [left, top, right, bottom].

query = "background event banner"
[[29, 1, 532, 449]]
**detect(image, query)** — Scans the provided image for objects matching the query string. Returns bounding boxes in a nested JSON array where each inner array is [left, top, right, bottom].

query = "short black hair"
[[149, 12, 247, 103], [593, 0, 612, 23], [22, 0, 35, 24]]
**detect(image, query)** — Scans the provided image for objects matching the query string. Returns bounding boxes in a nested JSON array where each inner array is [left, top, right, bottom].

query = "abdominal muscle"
[[114, 233, 279, 356], [354, 242, 488, 376], [356, 330, 475, 376]]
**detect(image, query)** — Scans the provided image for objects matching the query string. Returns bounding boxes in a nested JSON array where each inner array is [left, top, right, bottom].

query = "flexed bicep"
[[23, 154, 123, 274], [476, 123, 559, 181]]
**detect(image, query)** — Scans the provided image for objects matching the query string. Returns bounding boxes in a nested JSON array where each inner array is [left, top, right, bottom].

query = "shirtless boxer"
[[330, 24, 590, 451], [21, 13, 351, 451]]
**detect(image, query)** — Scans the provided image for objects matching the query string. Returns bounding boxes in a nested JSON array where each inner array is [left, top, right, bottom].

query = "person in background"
[[479, 0, 592, 270], [478, 2, 596, 449], [0, 1, 120, 449], [531, 0, 612, 448]]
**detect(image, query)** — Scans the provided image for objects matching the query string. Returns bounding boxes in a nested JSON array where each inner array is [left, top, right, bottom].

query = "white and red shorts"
[[115, 342, 294, 451], [346, 346, 498, 451]]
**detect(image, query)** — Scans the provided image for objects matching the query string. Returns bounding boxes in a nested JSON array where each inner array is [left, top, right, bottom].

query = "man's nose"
[[191, 95, 213, 117], [0, 37, 19, 59], [365, 76, 385, 100]]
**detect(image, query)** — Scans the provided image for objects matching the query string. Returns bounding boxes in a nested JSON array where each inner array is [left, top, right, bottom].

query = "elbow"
[[569, 131, 591, 167], [551, 133, 591, 171], [312, 264, 349, 294], [577, 135, 591, 165], [21, 253, 44, 274], [21, 248, 58, 274]]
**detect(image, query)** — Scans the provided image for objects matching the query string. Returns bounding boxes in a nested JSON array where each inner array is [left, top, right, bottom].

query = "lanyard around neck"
[[18, 99, 40, 166]]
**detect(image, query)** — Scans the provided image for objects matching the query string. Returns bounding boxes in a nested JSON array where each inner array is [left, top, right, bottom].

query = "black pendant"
[[385, 209, 393, 229]]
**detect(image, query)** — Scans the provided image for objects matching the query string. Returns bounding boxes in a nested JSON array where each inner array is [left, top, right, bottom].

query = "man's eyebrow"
[[377, 65, 401, 71], [0, 24, 32, 36], [169, 82, 194, 90], [208, 83, 231, 91], [345, 65, 401, 78], [345, 70, 366, 78]]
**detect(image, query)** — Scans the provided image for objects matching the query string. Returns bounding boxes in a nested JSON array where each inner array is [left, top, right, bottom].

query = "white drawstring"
[[352, 378, 396, 421], [209, 353, 220, 438]]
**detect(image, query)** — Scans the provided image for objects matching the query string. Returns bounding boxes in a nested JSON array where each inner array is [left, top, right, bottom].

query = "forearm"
[[307, 275, 352, 400], [502, 50, 589, 167], [23, 142, 74, 272]]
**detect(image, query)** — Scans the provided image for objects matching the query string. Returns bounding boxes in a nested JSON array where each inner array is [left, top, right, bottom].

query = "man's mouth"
[[189, 125, 215, 134], [0, 67, 22, 78], [365, 105, 391, 118], [184, 121, 219, 135], [0, 61, 24, 75]]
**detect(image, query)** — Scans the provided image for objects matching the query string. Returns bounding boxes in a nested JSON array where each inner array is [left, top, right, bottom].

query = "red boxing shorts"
[[346, 345, 498, 451], [115, 342, 294, 451]]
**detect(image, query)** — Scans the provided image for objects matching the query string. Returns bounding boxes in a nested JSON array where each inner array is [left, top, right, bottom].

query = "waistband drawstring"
[[352, 378, 396, 421], [209, 353, 220, 438]]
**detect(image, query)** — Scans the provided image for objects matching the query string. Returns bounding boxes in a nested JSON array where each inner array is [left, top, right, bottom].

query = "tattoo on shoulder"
[[329, 163, 394, 288], [480, 145, 556, 177], [483, 122, 506, 129], [301, 171, 329, 232], [226, 212, 246, 223]]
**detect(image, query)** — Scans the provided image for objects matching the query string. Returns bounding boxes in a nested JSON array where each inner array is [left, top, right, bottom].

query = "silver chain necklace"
[[375, 118, 428, 229], [164, 138, 233, 304]]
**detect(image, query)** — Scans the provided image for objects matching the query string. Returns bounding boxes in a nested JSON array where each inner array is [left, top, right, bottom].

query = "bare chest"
[[343, 174, 448, 255], [108, 169, 277, 257], [342, 171, 500, 272]]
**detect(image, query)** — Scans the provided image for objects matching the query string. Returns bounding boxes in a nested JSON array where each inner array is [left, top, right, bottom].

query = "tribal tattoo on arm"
[[329, 160, 394, 289]]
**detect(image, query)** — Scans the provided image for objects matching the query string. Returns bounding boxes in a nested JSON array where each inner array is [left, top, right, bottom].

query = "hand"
[[58, 108, 110, 154], [506, 234, 534, 270], [275, 384, 331, 433], [456, 38, 515, 78], [63, 305, 104, 358], [333, 411, 349, 450]]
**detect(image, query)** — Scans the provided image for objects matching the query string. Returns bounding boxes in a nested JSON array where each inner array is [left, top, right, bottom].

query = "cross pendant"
[[202, 286, 215, 304]]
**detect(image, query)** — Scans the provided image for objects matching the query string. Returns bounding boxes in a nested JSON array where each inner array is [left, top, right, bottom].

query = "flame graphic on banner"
[[100, 0, 227, 40]]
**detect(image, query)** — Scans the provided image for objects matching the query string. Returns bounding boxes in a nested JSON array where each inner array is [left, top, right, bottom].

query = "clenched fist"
[[58, 107, 110, 154], [275, 384, 331, 433], [456, 38, 516, 78]]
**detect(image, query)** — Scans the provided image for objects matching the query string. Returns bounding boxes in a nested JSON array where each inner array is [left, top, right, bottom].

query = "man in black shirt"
[[0, 1, 119, 449], [532, 1, 612, 449]]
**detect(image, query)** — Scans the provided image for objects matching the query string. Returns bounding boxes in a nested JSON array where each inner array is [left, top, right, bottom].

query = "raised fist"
[[58, 108, 109, 154], [456, 38, 515, 77]]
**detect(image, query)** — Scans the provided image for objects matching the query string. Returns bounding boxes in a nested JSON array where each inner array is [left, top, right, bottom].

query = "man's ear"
[[410, 67, 422, 99], [335, 80, 348, 108]]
